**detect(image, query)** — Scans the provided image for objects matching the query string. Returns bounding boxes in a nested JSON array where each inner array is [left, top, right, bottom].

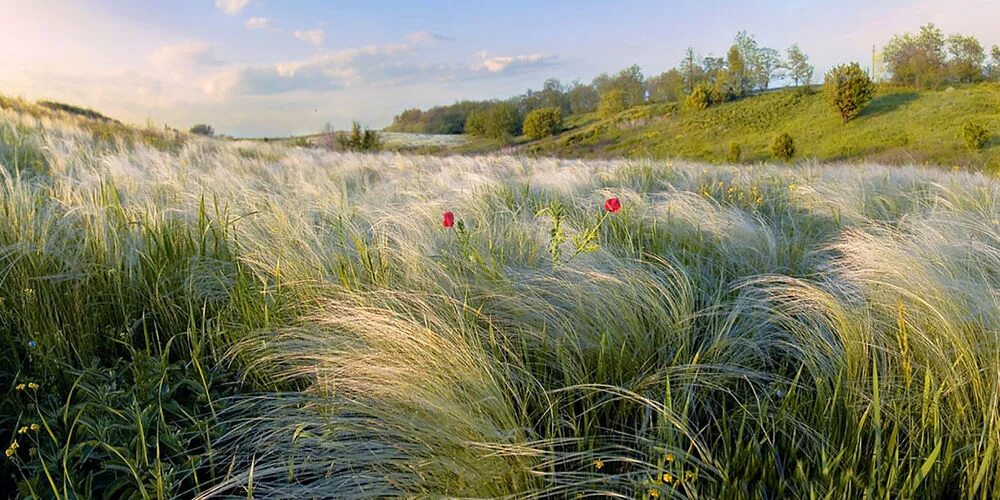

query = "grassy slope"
[[3, 97, 1000, 499], [526, 83, 1000, 170]]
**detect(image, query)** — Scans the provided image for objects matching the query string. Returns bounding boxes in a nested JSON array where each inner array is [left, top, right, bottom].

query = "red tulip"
[[604, 197, 621, 213], [442, 211, 455, 228]]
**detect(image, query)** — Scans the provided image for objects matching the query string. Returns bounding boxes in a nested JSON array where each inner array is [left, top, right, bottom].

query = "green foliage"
[[727, 142, 742, 163], [5, 102, 1000, 498], [189, 123, 215, 136], [962, 121, 990, 151], [524, 83, 1000, 168], [593, 65, 646, 108], [824, 62, 876, 123], [882, 24, 989, 88], [598, 89, 626, 118], [646, 69, 686, 103], [465, 103, 522, 143], [785, 44, 814, 86], [337, 121, 383, 151], [523, 107, 563, 140], [684, 84, 714, 110], [771, 132, 796, 161]]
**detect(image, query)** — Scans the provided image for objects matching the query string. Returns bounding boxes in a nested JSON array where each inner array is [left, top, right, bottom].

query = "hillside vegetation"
[[524, 83, 1000, 169], [3, 93, 1000, 498]]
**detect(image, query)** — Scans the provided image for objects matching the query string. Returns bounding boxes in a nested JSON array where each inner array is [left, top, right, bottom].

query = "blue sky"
[[1, 0, 996, 136]]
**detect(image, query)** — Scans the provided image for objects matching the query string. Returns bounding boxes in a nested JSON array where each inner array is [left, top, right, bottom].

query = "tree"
[[991, 45, 1000, 81], [337, 121, 381, 151], [594, 65, 646, 108], [317, 122, 337, 151], [646, 69, 685, 103], [725, 45, 748, 99], [882, 23, 946, 88], [616, 65, 646, 107], [680, 48, 706, 94], [598, 88, 626, 118], [946, 34, 986, 83], [785, 44, 814, 86], [465, 103, 521, 142], [567, 81, 599, 115], [523, 107, 563, 140], [189, 124, 214, 136], [824, 62, 876, 123], [465, 110, 488, 136], [753, 47, 783, 90], [771, 133, 795, 161]]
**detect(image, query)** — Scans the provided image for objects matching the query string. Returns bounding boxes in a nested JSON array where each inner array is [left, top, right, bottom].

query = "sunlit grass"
[[1, 101, 999, 498]]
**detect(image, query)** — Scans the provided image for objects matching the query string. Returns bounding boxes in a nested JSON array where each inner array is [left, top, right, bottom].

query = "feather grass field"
[[2, 104, 999, 498]]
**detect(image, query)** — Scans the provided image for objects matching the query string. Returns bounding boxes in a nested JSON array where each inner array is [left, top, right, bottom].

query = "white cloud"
[[150, 41, 224, 69], [293, 29, 325, 46], [474, 53, 556, 74], [215, 0, 250, 15], [244, 17, 270, 30], [406, 31, 448, 44]]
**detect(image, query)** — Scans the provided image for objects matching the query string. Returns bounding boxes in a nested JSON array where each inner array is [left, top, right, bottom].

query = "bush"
[[824, 63, 876, 123], [598, 89, 625, 119], [683, 83, 723, 111], [771, 133, 796, 161], [962, 121, 990, 151], [523, 107, 563, 140], [189, 124, 215, 136], [727, 143, 742, 163], [337, 121, 382, 152]]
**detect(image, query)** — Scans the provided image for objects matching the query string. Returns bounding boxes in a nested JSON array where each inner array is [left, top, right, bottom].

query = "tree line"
[[882, 23, 1000, 88], [385, 30, 816, 139]]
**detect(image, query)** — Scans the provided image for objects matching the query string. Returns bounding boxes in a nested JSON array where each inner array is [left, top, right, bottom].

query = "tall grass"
[[2, 104, 999, 498]]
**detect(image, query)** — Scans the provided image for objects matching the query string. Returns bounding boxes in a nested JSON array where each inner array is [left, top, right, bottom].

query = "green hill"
[[523, 83, 1000, 171]]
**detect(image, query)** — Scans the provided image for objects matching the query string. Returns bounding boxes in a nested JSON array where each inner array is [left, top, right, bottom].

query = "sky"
[[1, 0, 997, 137]]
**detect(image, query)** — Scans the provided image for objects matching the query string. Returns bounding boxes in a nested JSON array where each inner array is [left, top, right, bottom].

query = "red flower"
[[604, 197, 621, 213], [442, 211, 455, 228]]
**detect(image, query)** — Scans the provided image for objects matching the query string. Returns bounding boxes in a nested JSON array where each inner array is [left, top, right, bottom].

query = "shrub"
[[824, 62, 876, 123], [684, 84, 718, 111], [962, 121, 990, 151], [337, 121, 382, 152], [523, 107, 563, 140], [771, 133, 795, 161], [598, 89, 625, 119], [190, 124, 215, 136], [727, 143, 742, 163]]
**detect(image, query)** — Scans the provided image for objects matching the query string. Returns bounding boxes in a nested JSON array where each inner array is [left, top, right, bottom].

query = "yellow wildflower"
[[15, 384, 25, 391], [27, 383, 39, 390], [30, 424, 40, 432], [17, 427, 27, 435], [665, 453, 674, 463], [789, 184, 797, 192], [649, 488, 660, 498], [4, 448, 12, 458], [9, 441, 18, 450], [662, 472, 674, 484], [594, 458, 604, 470]]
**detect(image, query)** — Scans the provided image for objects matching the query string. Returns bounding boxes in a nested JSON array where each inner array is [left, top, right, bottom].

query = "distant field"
[[526, 83, 1000, 170], [2, 96, 1000, 498]]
